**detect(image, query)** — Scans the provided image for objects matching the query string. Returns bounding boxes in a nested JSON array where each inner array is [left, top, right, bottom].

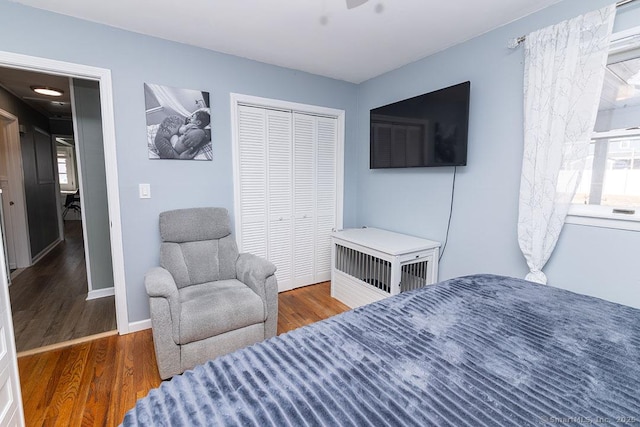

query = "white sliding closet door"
[[235, 103, 338, 292]]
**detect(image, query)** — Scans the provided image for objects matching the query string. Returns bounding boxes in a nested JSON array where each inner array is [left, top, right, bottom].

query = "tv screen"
[[370, 81, 470, 168]]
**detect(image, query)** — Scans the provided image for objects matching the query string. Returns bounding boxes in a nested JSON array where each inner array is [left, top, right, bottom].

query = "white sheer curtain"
[[518, 5, 615, 284]]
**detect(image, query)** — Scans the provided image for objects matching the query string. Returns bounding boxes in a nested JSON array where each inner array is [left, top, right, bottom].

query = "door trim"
[[0, 51, 129, 333]]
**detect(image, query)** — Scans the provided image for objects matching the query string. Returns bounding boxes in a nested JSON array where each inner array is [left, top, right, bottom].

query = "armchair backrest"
[[159, 207, 239, 288]]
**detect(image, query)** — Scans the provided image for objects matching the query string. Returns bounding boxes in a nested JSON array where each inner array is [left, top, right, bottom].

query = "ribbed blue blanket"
[[122, 274, 640, 426]]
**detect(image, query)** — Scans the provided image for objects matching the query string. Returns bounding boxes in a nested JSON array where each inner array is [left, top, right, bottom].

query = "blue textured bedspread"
[[122, 274, 640, 426]]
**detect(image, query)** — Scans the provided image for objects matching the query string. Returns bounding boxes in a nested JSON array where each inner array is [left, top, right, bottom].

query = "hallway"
[[9, 221, 116, 353]]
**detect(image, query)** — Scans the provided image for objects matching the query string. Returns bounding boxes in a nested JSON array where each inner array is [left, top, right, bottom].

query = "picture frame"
[[144, 83, 212, 160]]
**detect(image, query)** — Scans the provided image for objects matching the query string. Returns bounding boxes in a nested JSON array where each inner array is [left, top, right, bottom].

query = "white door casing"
[[0, 50, 129, 333]]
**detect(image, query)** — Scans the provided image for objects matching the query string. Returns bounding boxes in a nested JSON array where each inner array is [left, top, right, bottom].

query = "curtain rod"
[[508, 0, 637, 49]]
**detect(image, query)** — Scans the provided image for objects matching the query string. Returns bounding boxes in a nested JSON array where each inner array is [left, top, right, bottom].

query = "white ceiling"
[[11, 0, 563, 83]]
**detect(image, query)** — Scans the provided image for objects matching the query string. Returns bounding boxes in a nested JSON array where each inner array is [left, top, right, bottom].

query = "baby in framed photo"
[[171, 109, 210, 154]]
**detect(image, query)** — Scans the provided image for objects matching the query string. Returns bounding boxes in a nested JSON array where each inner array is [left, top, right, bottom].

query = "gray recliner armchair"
[[145, 207, 278, 379]]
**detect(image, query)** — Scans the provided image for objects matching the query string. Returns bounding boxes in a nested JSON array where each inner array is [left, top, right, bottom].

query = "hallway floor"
[[9, 220, 116, 353]]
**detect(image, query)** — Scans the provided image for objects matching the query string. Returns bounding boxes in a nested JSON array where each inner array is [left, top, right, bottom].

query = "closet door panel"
[[269, 218, 292, 290], [294, 216, 314, 286], [293, 114, 315, 216], [237, 104, 339, 291], [237, 106, 267, 259], [266, 110, 293, 291], [315, 117, 337, 281], [293, 113, 315, 286], [315, 215, 333, 282]]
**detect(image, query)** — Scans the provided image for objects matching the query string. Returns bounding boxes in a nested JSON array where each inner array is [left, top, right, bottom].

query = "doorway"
[[0, 71, 116, 353], [0, 51, 128, 345]]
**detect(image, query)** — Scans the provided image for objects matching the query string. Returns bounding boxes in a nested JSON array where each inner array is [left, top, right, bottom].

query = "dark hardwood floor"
[[9, 220, 117, 353], [18, 281, 350, 426]]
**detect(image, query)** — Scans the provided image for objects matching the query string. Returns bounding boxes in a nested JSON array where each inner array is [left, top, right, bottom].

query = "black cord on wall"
[[439, 166, 457, 262]]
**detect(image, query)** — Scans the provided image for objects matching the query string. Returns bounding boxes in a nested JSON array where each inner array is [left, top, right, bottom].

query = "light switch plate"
[[139, 183, 151, 199]]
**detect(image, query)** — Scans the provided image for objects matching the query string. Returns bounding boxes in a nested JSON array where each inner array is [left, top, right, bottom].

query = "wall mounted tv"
[[370, 81, 470, 168]]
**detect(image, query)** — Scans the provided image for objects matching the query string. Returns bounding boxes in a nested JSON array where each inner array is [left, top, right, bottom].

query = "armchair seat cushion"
[[177, 279, 265, 345]]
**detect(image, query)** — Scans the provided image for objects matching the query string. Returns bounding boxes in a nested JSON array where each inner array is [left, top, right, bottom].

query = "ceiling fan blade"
[[346, 0, 369, 9]]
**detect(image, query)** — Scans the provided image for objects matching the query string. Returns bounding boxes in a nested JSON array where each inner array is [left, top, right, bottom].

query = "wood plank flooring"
[[18, 281, 350, 426], [10, 221, 117, 353]]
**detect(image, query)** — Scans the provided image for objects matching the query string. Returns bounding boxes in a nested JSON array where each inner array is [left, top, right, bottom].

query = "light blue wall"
[[1, 0, 638, 325], [0, 0, 358, 322], [351, 0, 640, 308]]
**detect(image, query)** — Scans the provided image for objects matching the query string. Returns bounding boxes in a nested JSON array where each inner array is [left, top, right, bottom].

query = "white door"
[[237, 106, 268, 260], [0, 111, 30, 271], [293, 113, 315, 287], [266, 110, 293, 291], [314, 116, 337, 282], [234, 101, 340, 293], [0, 219, 25, 425]]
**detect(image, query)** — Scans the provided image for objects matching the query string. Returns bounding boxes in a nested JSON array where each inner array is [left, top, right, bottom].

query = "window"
[[57, 144, 77, 192], [563, 28, 640, 231]]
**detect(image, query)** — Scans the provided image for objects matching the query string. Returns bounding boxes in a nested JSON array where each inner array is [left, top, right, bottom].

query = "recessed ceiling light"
[[31, 86, 64, 97]]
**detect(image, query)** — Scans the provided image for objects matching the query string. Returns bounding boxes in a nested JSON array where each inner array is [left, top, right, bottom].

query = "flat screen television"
[[370, 81, 470, 168]]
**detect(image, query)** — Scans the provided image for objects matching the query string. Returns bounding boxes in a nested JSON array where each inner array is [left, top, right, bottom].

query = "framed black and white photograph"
[[144, 83, 212, 160]]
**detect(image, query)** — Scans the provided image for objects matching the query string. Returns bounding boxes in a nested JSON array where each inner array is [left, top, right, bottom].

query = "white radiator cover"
[[331, 228, 440, 308]]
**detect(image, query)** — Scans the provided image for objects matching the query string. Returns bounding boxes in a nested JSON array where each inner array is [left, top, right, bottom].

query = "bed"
[[122, 274, 640, 426]]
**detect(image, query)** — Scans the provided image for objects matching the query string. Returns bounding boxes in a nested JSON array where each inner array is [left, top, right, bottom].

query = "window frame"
[[56, 144, 77, 193], [565, 25, 640, 232]]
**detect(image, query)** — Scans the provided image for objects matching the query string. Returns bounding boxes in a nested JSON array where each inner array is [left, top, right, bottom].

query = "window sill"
[[565, 206, 640, 232]]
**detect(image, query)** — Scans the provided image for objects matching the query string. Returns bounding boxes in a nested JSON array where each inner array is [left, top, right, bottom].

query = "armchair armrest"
[[145, 267, 181, 343], [236, 253, 278, 337], [236, 253, 277, 300], [145, 267, 179, 299]]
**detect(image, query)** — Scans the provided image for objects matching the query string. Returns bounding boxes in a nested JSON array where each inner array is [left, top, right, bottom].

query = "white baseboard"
[[86, 287, 115, 300], [128, 319, 152, 333]]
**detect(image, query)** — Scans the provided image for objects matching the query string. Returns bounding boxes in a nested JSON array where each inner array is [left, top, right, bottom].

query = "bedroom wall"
[[0, 0, 358, 322], [351, 0, 640, 308]]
